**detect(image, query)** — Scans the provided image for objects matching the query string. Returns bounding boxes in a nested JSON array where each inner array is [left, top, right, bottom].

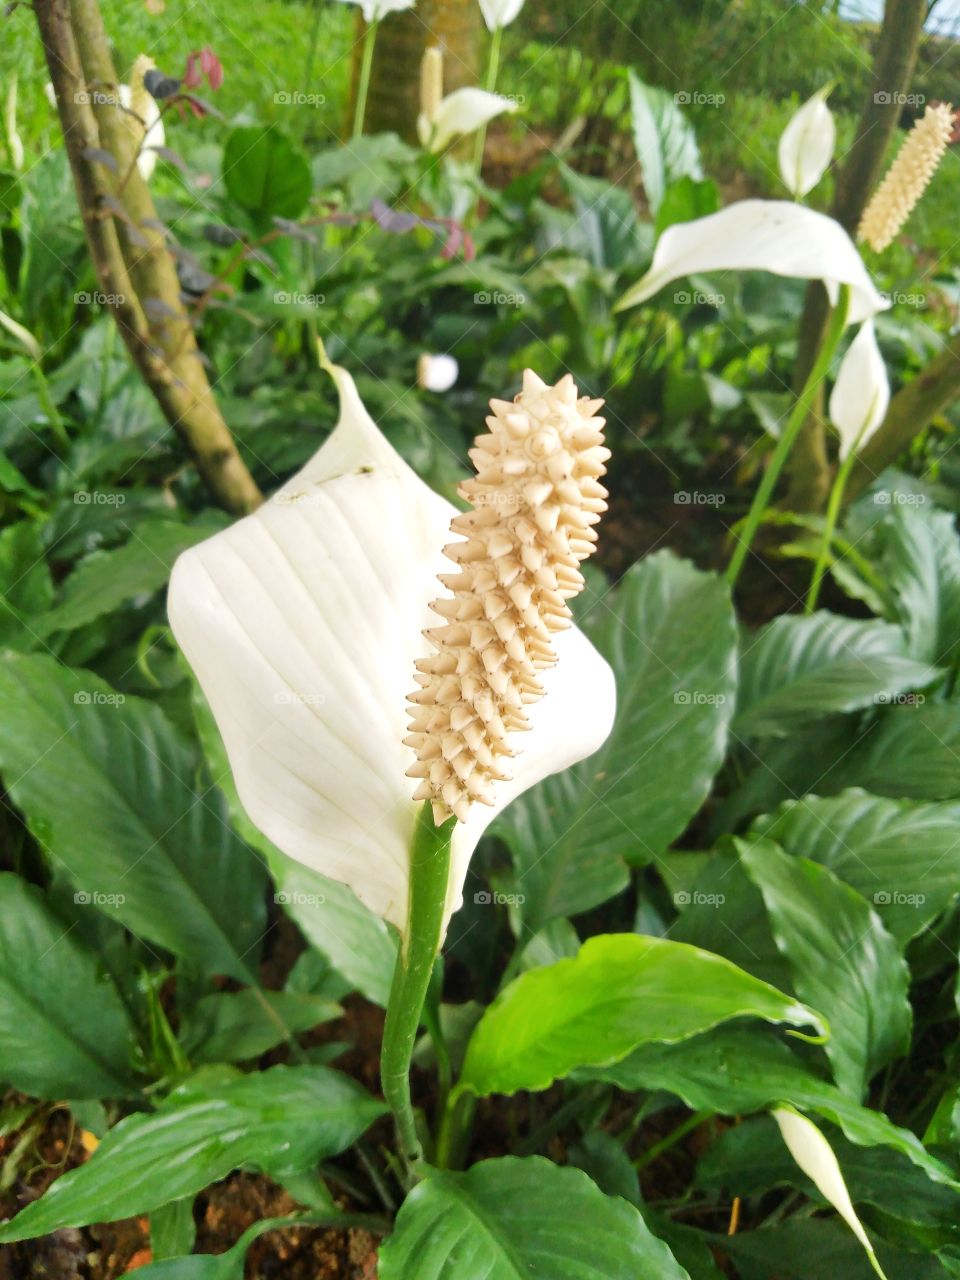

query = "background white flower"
[[829, 319, 891, 460], [417, 352, 459, 392], [478, 0, 525, 31], [778, 85, 835, 198], [417, 85, 517, 152]]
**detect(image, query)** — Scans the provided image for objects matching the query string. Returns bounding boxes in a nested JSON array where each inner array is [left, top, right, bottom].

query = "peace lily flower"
[[778, 85, 835, 198], [478, 0, 525, 30], [336, 0, 416, 20], [616, 199, 889, 325], [168, 359, 615, 936], [418, 85, 517, 153], [829, 319, 890, 460], [417, 352, 458, 392], [773, 1109, 887, 1278]]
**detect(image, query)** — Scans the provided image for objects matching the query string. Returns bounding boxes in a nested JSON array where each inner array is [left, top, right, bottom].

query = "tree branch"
[[35, 0, 262, 515]]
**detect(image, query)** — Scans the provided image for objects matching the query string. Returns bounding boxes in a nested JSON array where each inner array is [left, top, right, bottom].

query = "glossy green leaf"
[[737, 838, 911, 1099], [587, 1027, 956, 1189], [0, 521, 52, 649], [223, 127, 311, 224], [0, 653, 268, 982], [628, 71, 703, 213], [0, 873, 140, 1100], [179, 989, 340, 1064], [876, 504, 960, 667], [832, 704, 960, 801], [36, 519, 226, 636], [0, 1065, 385, 1242], [378, 1156, 691, 1280], [459, 933, 823, 1098], [751, 789, 960, 941], [735, 613, 939, 737], [494, 552, 736, 929]]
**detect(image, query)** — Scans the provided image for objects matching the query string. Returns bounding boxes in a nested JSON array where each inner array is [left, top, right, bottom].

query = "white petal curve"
[[778, 87, 835, 197], [829, 319, 890, 461], [427, 87, 517, 153], [168, 363, 615, 936], [773, 1109, 887, 1278], [478, 0, 525, 30], [616, 200, 888, 324]]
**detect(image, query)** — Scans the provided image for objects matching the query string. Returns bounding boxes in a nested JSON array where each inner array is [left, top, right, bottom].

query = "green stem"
[[634, 1109, 712, 1173], [380, 803, 454, 1166], [352, 18, 379, 139], [805, 447, 858, 613], [472, 25, 502, 174], [725, 285, 850, 589], [435, 1084, 476, 1171]]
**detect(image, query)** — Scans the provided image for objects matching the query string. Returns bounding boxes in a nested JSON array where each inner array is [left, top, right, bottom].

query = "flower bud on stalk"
[[405, 371, 609, 823]]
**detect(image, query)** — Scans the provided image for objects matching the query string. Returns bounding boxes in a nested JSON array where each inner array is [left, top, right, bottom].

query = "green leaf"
[[378, 1156, 691, 1280], [0, 1064, 385, 1241], [150, 1198, 197, 1262], [559, 166, 647, 271], [191, 675, 397, 1005], [734, 613, 939, 737], [751, 789, 960, 941], [831, 704, 960, 801], [0, 873, 140, 1100], [587, 1027, 956, 1190], [223, 127, 311, 225], [458, 933, 823, 1098], [876, 504, 960, 667], [719, 1219, 950, 1280], [494, 552, 737, 929], [737, 838, 912, 1099], [655, 176, 720, 237], [179, 989, 340, 1063], [0, 521, 52, 649], [0, 653, 267, 982], [628, 71, 703, 214], [36, 519, 226, 637]]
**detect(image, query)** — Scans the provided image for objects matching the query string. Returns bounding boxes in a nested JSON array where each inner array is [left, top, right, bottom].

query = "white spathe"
[[616, 200, 889, 325], [168, 361, 616, 936], [334, 0, 416, 20], [417, 87, 517, 153], [119, 81, 165, 182], [778, 86, 835, 198], [829, 319, 891, 460], [478, 0, 525, 30], [773, 1109, 888, 1279]]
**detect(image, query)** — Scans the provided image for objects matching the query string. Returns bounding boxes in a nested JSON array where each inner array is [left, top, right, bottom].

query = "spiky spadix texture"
[[405, 370, 609, 823]]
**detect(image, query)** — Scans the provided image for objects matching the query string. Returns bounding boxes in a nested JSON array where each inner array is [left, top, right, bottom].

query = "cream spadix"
[[167, 360, 615, 935], [406, 370, 610, 824]]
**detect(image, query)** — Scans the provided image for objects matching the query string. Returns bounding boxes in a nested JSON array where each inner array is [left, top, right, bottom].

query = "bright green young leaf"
[[0, 1065, 385, 1242], [655, 175, 720, 236], [0, 873, 141, 1100], [628, 71, 703, 214], [178, 989, 340, 1064], [494, 552, 737, 929], [0, 653, 268, 982], [191, 678, 397, 1005], [751, 789, 960, 941], [737, 838, 911, 1100], [587, 1026, 957, 1189], [458, 933, 823, 1098], [36, 519, 226, 637], [378, 1156, 691, 1280], [223, 127, 311, 225], [735, 613, 939, 738]]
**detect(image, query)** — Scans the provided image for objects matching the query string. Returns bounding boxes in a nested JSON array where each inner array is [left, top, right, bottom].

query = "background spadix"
[[168, 359, 615, 937]]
